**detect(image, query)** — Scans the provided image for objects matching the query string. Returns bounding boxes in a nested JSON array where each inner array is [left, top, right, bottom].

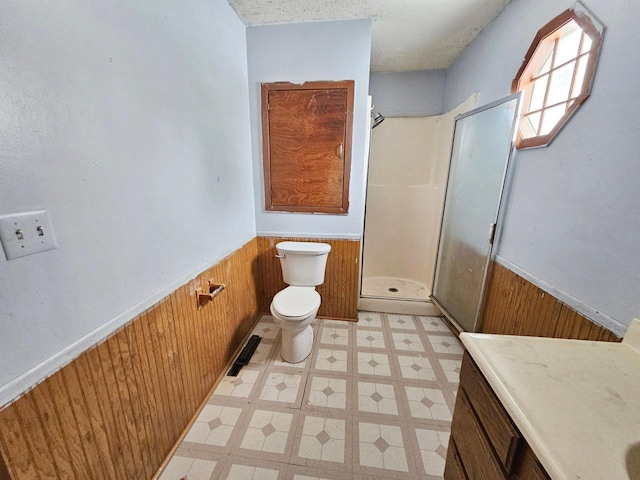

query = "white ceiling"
[[227, 0, 511, 72]]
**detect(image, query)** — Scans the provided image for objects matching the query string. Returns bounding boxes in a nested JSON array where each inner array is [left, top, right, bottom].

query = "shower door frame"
[[430, 92, 522, 333]]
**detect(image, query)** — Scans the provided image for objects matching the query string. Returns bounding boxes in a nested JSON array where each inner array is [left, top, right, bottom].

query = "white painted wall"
[[247, 20, 372, 239], [369, 71, 447, 117], [0, 0, 256, 406], [443, 0, 640, 334]]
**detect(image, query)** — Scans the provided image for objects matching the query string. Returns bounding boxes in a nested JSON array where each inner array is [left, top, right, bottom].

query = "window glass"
[[580, 34, 593, 54], [527, 111, 542, 134], [547, 61, 575, 105], [540, 104, 566, 135], [571, 56, 589, 97], [530, 75, 548, 111], [539, 52, 553, 75], [555, 23, 582, 65]]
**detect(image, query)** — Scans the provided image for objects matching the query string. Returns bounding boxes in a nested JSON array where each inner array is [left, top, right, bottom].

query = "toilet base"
[[280, 325, 313, 364]]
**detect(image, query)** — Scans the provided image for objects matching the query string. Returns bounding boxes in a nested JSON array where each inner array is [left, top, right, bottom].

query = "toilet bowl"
[[270, 241, 331, 364], [270, 286, 320, 363]]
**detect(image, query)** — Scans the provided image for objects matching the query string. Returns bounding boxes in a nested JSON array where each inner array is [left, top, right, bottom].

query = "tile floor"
[[160, 312, 463, 480]]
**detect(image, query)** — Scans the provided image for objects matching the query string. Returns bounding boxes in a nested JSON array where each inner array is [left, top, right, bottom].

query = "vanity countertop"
[[460, 319, 640, 480]]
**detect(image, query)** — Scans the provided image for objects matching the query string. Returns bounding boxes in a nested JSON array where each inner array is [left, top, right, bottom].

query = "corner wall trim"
[[0, 232, 257, 409], [494, 255, 626, 337]]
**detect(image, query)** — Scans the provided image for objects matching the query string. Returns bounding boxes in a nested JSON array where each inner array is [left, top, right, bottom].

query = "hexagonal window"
[[512, 3, 605, 149]]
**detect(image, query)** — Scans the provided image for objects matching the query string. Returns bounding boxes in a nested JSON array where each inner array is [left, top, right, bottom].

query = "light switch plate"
[[0, 210, 58, 260]]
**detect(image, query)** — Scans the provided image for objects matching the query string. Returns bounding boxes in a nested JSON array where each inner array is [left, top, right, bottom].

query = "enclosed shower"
[[359, 96, 476, 315]]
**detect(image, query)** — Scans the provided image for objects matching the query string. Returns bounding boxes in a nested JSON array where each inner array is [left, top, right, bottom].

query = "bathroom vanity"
[[445, 319, 640, 480]]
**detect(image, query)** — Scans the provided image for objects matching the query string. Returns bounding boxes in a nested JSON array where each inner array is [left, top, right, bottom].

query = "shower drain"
[[388, 287, 399, 293]]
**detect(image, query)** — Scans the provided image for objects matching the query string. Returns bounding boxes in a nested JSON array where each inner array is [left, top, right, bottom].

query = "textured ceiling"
[[227, 0, 511, 72]]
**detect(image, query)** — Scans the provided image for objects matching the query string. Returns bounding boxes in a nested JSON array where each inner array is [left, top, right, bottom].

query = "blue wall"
[[443, 0, 640, 334], [247, 20, 372, 239], [369, 70, 446, 116]]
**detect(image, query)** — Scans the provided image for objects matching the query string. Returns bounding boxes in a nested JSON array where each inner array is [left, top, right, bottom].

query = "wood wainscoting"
[[255, 237, 360, 321], [0, 239, 261, 480], [480, 262, 620, 342]]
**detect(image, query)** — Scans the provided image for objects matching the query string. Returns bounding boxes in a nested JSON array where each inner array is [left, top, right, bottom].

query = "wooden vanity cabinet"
[[445, 353, 550, 480]]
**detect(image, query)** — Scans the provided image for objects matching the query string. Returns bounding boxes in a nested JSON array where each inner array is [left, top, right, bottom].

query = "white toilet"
[[270, 241, 331, 363]]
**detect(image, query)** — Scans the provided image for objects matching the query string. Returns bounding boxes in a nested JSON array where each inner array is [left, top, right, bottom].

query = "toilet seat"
[[271, 286, 320, 321]]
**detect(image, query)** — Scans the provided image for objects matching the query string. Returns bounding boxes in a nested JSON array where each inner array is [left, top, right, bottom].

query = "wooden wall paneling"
[[61, 359, 111, 478], [214, 261, 231, 371], [198, 273, 215, 395], [517, 284, 562, 337], [106, 333, 147, 478], [42, 375, 89, 479], [597, 327, 621, 342], [256, 236, 278, 314], [179, 282, 204, 406], [96, 340, 142, 479], [73, 355, 119, 478], [87, 341, 135, 480], [182, 284, 202, 411], [31, 382, 77, 478], [0, 240, 263, 479], [318, 238, 359, 320], [170, 288, 196, 416], [114, 327, 154, 479], [145, 305, 180, 446], [135, 312, 165, 458], [0, 404, 39, 479], [11, 392, 57, 479], [480, 262, 562, 336], [161, 299, 189, 430], [479, 263, 516, 335], [199, 269, 218, 394], [0, 447, 10, 480], [133, 310, 171, 462], [480, 261, 620, 342], [553, 304, 621, 342], [256, 236, 360, 320], [87, 329, 137, 480]]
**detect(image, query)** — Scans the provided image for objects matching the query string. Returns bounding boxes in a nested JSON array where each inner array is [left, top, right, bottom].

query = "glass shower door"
[[431, 93, 521, 332]]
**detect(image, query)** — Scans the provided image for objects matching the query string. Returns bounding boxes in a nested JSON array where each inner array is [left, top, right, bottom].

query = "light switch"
[[0, 210, 58, 260]]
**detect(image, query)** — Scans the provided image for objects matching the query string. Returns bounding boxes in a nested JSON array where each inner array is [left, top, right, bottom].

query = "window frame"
[[511, 7, 604, 150]]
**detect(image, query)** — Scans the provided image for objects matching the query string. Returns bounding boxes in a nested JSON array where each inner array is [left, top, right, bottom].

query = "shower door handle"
[[488, 223, 497, 244], [336, 143, 344, 158]]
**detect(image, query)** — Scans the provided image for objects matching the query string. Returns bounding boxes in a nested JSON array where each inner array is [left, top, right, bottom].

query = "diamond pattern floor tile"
[[297, 415, 347, 464], [355, 329, 386, 349], [162, 314, 463, 479], [304, 375, 349, 411]]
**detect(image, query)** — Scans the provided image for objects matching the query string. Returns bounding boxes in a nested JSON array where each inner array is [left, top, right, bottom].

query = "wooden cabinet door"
[[261, 81, 354, 214]]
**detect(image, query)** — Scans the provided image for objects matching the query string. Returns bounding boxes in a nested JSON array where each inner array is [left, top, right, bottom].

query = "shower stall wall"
[[359, 96, 476, 315]]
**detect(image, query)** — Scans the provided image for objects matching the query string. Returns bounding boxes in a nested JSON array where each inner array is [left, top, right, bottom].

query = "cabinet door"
[[451, 390, 507, 479], [262, 81, 354, 214]]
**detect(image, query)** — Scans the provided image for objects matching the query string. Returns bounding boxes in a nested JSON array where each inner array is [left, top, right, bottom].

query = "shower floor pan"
[[359, 277, 442, 316], [361, 276, 429, 300]]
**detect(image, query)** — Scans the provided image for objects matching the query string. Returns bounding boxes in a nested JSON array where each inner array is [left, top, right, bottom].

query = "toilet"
[[270, 241, 331, 363]]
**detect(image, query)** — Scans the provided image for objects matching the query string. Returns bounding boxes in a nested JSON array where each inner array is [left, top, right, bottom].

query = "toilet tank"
[[276, 241, 331, 286]]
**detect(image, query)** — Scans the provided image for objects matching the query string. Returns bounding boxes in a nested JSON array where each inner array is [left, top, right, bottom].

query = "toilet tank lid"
[[276, 241, 331, 255]]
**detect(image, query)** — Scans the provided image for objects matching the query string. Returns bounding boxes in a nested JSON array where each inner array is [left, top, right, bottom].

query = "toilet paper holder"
[[197, 281, 225, 309]]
